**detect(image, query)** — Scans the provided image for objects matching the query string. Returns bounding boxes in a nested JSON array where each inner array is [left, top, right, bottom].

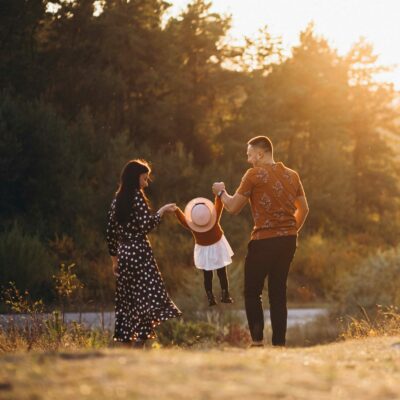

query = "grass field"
[[1, 336, 400, 400]]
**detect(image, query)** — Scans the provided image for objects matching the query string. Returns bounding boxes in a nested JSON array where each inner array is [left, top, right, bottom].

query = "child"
[[175, 195, 234, 306]]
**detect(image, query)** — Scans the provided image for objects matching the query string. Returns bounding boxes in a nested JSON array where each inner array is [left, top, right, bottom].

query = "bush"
[[337, 245, 400, 314], [155, 319, 217, 347], [0, 224, 56, 300], [289, 233, 369, 303]]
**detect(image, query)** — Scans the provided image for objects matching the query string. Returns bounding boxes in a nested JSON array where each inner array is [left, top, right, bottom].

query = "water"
[[0, 308, 328, 329]]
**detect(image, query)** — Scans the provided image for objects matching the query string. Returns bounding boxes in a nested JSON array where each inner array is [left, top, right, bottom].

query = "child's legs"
[[203, 270, 213, 292], [216, 267, 229, 290]]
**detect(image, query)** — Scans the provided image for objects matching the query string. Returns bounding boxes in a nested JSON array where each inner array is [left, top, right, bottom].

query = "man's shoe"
[[220, 289, 234, 304], [206, 291, 217, 306], [249, 341, 264, 348]]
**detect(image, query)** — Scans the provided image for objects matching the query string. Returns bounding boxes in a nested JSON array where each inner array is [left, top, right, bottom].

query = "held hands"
[[158, 203, 177, 217], [212, 182, 225, 195], [113, 263, 119, 277], [111, 256, 119, 277]]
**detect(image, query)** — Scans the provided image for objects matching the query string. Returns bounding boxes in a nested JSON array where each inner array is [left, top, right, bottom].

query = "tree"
[[0, 0, 47, 97], [345, 39, 400, 233]]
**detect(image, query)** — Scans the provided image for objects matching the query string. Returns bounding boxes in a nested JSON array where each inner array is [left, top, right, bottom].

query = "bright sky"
[[167, 0, 400, 88]]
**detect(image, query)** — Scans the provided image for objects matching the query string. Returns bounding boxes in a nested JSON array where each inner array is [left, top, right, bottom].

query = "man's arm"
[[220, 191, 248, 215], [212, 182, 248, 215], [294, 195, 309, 231]]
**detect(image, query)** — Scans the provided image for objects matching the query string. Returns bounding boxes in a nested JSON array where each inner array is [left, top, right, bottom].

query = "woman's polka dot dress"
[[106, 189, 182, 342]]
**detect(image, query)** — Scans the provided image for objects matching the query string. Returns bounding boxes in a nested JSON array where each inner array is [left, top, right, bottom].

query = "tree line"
[[1, 0, 399, 306]]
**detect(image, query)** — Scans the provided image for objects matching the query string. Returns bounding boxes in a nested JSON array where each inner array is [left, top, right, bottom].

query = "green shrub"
[[156, 319, 217, 347], [289, 233, 368, 302], [0, 224, 56, 299], [337, 245, 400, 314]]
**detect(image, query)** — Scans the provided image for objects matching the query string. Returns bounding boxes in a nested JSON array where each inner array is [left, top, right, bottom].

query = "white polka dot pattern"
[[106, 189, 182, 342]]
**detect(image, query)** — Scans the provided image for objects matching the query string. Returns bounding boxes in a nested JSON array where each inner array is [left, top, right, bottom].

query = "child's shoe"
[[206, 291, 217, 306], [221, 289, 234, 303]]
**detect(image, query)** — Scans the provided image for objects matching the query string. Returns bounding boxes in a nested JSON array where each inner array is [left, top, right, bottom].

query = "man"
[[212, 136, 309, 347]]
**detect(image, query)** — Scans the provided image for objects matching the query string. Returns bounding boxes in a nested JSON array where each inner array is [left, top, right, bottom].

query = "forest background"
[[1, 0, 400, 317]]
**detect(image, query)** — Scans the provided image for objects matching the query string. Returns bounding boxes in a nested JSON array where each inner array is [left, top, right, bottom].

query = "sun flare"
[[168, 0, 400, 88]]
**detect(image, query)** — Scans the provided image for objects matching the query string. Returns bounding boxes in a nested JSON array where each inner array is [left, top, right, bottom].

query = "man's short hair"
[[247, 136, 273, 153]]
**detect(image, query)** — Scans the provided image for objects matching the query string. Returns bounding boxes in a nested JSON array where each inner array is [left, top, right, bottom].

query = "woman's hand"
[[111, 256, 119, 277], [158, 203, 177, 217]]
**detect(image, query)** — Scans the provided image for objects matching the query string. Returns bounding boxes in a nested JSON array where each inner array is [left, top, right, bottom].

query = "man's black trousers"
[[244, 235, 297, 346]]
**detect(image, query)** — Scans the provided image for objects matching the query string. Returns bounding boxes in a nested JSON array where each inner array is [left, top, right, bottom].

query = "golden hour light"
[[168, 0, 400, 87], [1, 1, 400, 398]]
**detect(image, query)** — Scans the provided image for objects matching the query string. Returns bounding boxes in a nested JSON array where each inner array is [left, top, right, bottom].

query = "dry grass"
[[342, 305, 400, 339], [0, 314, 112, 353], [1, 336, 400, 400]]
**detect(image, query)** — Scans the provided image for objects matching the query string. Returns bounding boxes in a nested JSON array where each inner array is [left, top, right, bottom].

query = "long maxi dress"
[[106, 189, 182, 342]]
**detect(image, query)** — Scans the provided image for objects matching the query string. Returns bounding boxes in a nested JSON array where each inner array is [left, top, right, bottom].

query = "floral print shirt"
[[235, 162, 305, 240]]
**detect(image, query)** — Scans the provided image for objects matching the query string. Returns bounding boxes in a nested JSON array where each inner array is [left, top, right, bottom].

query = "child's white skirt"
[[194, 235, 234, 271]]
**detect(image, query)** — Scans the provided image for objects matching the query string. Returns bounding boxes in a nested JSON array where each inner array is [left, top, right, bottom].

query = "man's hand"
[[294, 196, 309, 232], [211, 182, 247, 215], [212, 182, 225, 195]]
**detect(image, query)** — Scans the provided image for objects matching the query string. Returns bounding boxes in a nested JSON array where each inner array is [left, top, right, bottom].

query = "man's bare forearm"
[[221, 191, 248, 215], [212, 182, 248, 215], [220, 191, 235, 213]]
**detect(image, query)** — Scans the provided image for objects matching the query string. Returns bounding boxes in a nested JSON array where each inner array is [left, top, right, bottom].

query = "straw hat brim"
[[184, 197, 217, 233]]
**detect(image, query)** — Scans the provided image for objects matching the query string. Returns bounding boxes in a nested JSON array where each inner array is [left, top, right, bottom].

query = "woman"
[[106, 159, 182, 346]]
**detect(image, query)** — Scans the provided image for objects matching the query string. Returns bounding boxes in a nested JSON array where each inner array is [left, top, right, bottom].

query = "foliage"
[[156, 318, 218, 347], [336, 245, 400, 314], [53, 263, 84, 320], [289, 233, 369, 302], [2, 282, 44, 315], [1, 282, 45, 350], [0, 0, 399, 305], [0, 283, 111, 352], [0, 224, 56, 300], [53, 263, 83, 299]]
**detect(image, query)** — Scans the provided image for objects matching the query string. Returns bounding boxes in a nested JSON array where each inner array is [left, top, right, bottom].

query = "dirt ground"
[[1, 336, 400, 400]]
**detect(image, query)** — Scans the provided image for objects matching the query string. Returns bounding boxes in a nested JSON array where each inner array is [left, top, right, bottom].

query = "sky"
[[167, 0, 400, 88]]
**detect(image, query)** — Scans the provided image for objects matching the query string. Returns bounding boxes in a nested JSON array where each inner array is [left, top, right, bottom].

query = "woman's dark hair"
[[115, 159, 150, 224]]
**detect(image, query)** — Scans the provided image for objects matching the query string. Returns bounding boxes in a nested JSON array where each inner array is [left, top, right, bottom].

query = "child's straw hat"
[[184, 197, 217, 232]]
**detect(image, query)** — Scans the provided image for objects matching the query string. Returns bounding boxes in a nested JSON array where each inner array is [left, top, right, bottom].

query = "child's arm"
[[215, 195, 224, 219], [175, 207, 191, 230]]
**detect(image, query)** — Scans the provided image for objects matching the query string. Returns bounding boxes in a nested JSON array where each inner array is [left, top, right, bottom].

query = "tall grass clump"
[[342, 305, 400, 339], [0, 264, 110, 353]]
